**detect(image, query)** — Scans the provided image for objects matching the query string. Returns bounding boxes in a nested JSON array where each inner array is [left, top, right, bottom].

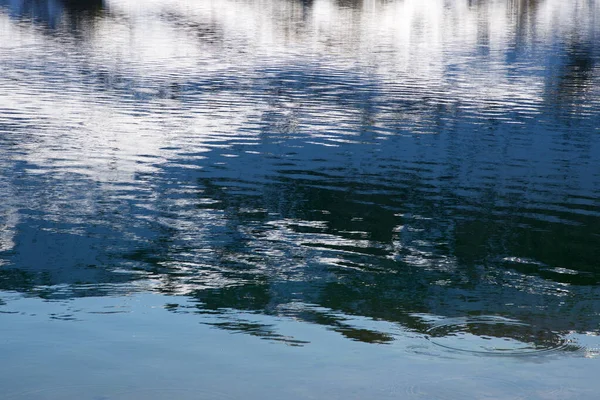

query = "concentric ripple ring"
[[425, 316, 573, 356]]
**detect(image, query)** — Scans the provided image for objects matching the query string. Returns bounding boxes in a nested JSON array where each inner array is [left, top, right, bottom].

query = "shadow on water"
[[0, 0, 599, 351]]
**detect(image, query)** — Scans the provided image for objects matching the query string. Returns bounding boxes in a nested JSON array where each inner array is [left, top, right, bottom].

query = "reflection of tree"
[[170, 141, 600, 342], [545, 42, 597, 116], [3, 65, 599, 345], [61, 0, 102, 13], [0, 0, 599, 347]]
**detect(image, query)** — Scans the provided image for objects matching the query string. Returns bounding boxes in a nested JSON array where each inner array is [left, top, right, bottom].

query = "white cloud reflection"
[[0, 0, 597, 288], [0, 0, 597, 184]]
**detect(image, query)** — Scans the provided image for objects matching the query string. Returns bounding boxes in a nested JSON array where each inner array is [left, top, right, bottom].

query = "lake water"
[[1, 0, 599, 398]]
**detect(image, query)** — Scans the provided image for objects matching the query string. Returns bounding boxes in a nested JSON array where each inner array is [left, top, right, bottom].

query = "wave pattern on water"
[[0, 0, 599, 355]]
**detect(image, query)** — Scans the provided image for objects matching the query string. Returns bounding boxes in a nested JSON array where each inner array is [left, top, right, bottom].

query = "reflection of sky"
[[0, 0, 64, 27], [0, 0, 597, 183], [0, 0, 597, 240], [0, 0, 599, 338]]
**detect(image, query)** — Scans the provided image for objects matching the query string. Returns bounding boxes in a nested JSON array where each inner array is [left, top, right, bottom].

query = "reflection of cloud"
[[0, 0, 597, 186], [0, 0, 598, 344], [0, 151, 18, 259], [0, 198, 18, 258]]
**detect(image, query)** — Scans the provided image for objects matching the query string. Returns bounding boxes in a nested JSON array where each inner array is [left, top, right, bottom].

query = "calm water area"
[[1, 0, 600, 398]]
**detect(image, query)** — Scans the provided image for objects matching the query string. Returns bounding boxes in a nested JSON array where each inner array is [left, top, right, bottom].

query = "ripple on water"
[[401, 376, 530, 400], [425, 316, 574, 356]]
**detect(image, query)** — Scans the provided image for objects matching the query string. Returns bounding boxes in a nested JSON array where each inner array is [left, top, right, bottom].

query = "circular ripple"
[[426, 316, 572, 356]]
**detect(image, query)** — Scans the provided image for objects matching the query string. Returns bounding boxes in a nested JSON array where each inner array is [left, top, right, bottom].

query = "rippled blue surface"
[[1, 0, 600, 398]]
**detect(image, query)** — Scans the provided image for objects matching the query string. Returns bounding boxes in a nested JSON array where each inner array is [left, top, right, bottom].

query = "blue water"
[[1, 0, 599, 398]]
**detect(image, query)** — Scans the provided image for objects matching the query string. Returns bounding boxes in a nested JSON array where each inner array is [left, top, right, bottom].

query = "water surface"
[[1, 0, 600, 398]]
